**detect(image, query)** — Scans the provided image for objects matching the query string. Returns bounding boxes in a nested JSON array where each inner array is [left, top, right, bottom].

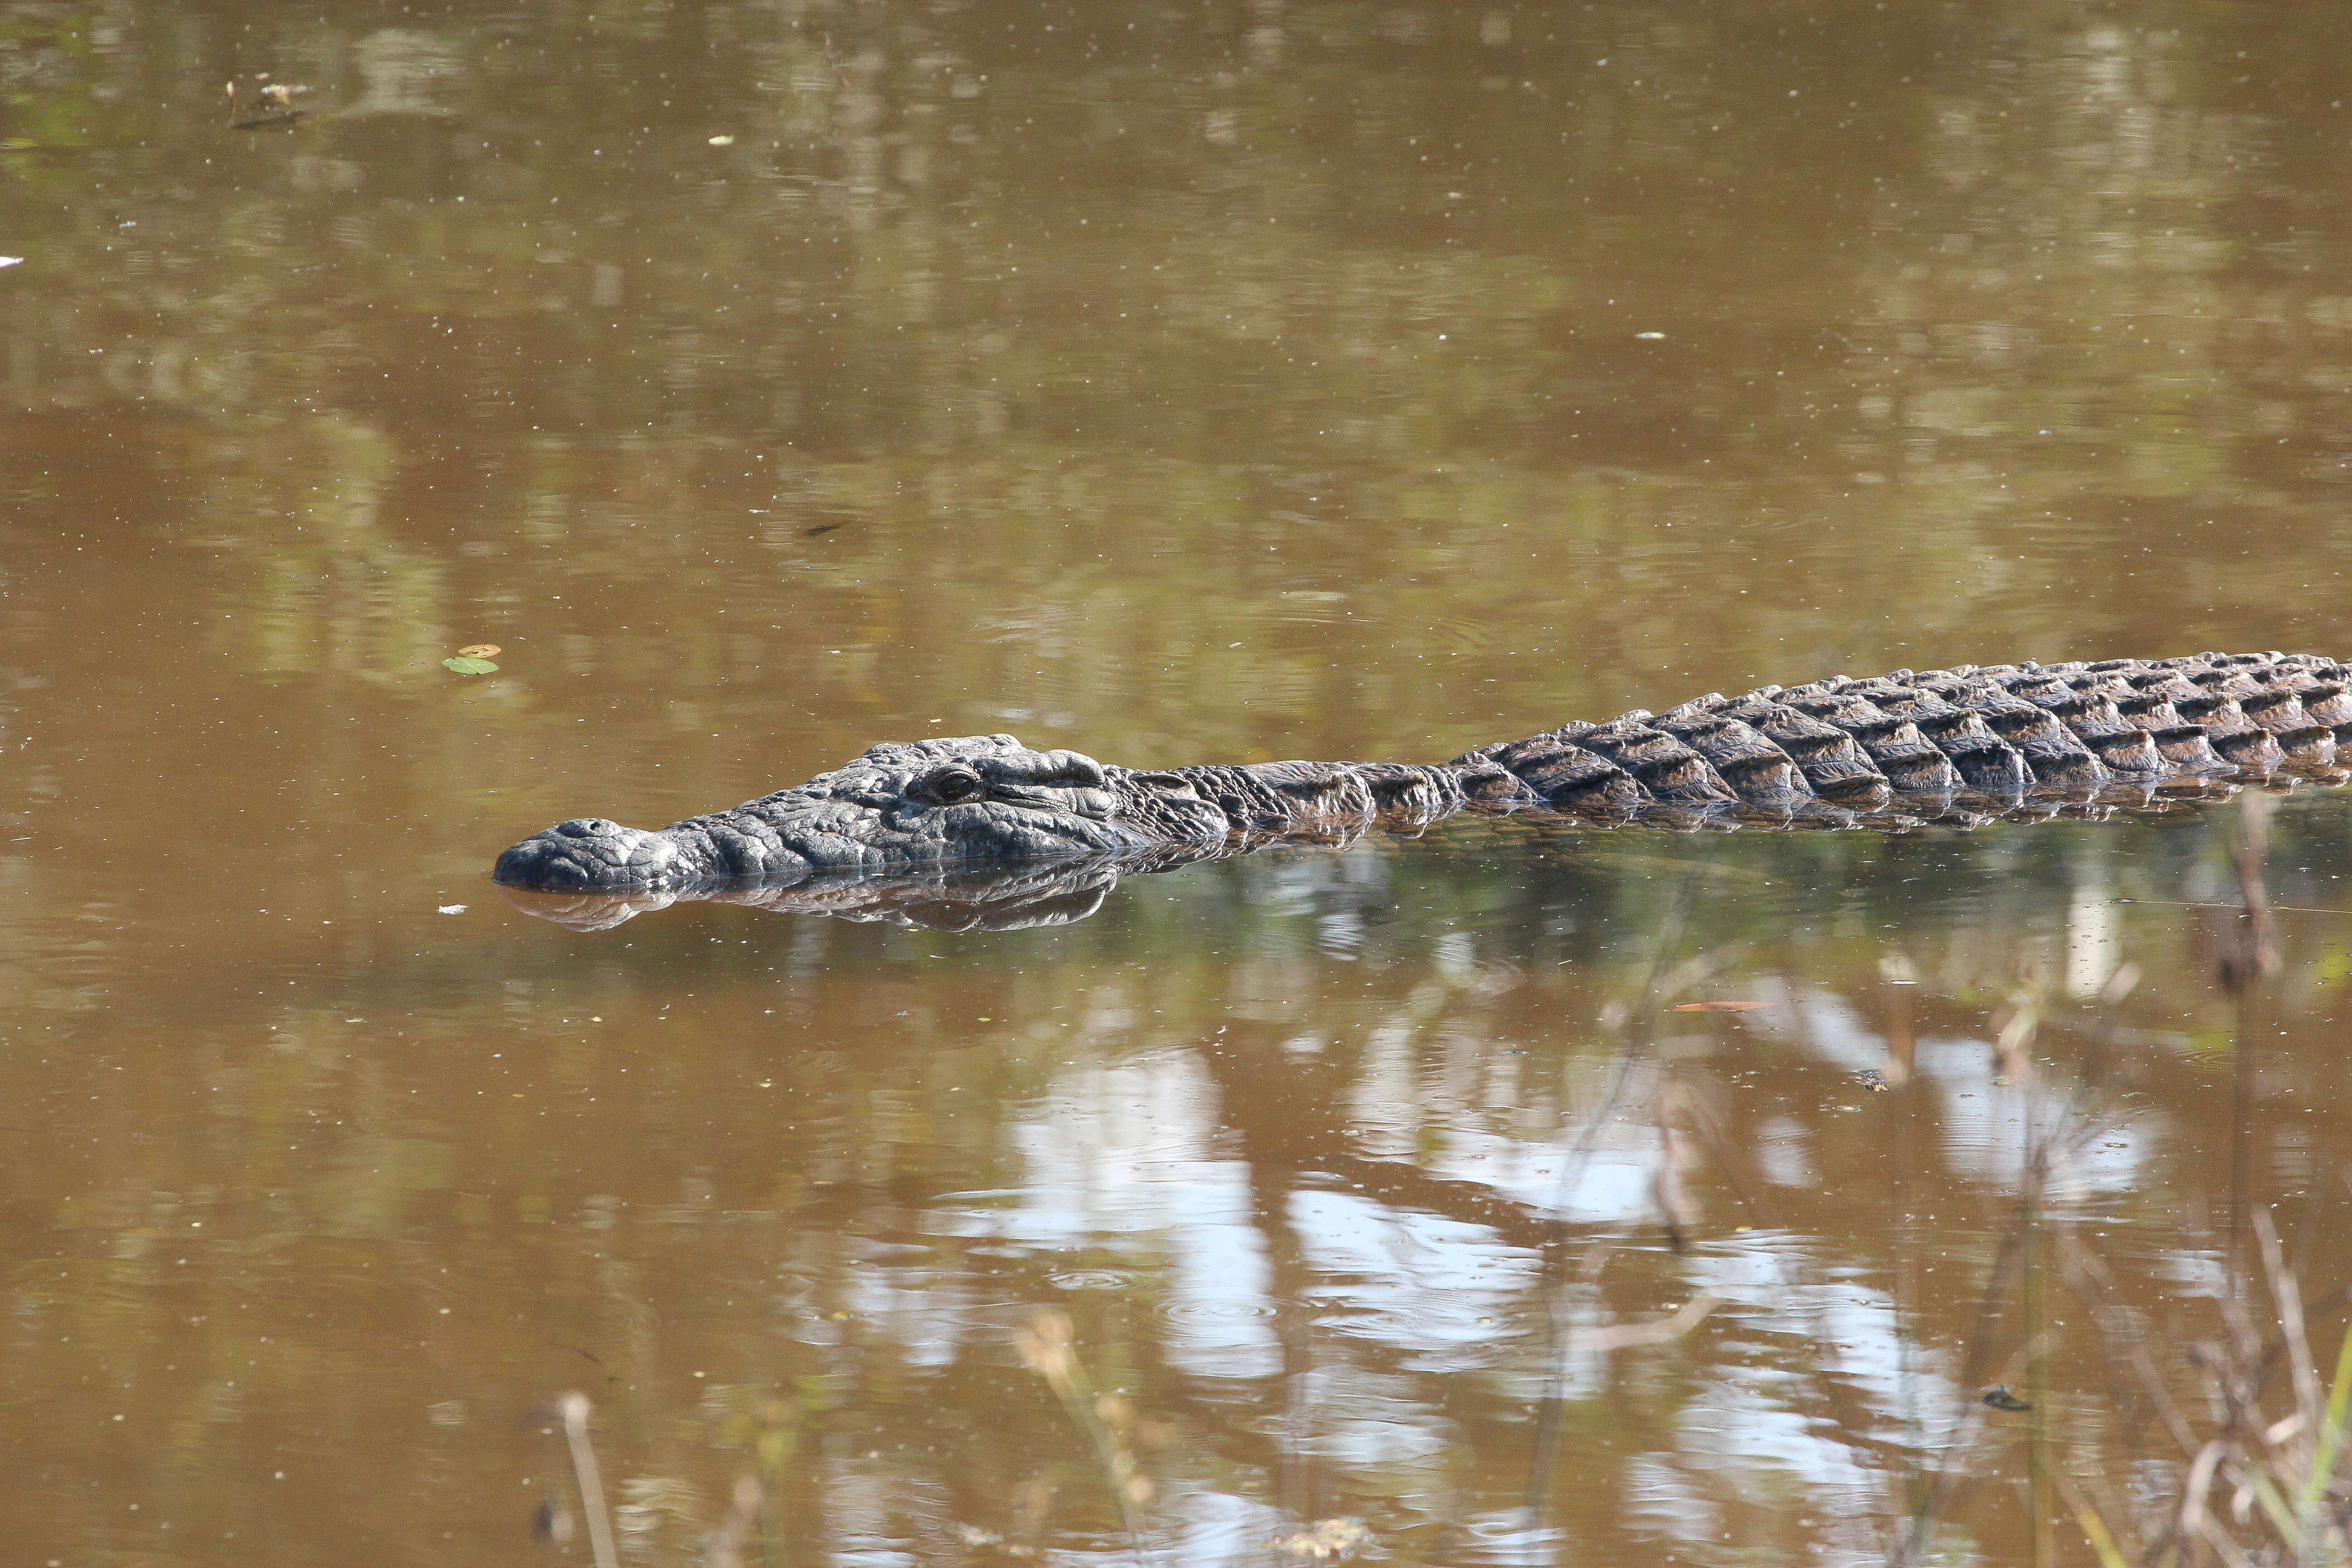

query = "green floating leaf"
[[442, 655, 499, 675]]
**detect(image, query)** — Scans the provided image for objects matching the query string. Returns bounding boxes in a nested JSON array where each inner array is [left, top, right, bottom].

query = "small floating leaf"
[[707, 134, 735, 146], [1982, 1386, 2034, 1412], [442, 655, 499, 675], [804, 522, 845, 536], [1670, 1000, 1774, 1012], [457, 642, 501, 658]]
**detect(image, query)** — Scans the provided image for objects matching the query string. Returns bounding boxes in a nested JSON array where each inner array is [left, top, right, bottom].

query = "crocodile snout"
[[494, 818, 681, 892]]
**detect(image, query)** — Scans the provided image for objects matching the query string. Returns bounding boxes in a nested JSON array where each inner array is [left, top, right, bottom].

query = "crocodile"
[[493, 651, 2352, 918]]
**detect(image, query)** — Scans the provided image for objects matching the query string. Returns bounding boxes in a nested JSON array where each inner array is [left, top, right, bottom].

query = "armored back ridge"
[[491, 651, 2352, 913], [1450, 651, 2347, 818]]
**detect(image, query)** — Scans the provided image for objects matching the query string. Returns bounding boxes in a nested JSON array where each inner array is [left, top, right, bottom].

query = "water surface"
[[6, 3, 2352, 1563]]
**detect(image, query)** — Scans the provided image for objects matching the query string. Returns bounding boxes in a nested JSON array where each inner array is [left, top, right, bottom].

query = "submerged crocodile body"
[[494, 650, 2352, 923]]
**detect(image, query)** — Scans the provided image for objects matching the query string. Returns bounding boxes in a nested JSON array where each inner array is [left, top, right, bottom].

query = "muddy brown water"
[[6, 4, 2352, 1564]]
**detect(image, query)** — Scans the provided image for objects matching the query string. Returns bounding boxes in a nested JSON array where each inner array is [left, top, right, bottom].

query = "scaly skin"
[[493, 650, 2352, 897]]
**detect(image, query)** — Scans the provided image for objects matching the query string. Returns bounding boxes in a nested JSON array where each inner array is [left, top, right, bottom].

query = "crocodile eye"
[[913, 766, 987, 806]]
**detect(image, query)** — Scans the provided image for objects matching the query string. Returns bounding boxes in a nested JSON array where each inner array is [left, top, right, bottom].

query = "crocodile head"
[[491, 734, 1236, 894], [498, 844, 1233, 933]]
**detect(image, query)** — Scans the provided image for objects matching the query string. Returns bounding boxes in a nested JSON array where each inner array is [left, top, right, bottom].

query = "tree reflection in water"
[[472, 798, 2352, 1565]]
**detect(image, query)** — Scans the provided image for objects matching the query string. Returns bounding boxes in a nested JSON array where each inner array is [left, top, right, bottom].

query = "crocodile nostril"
[[554, 818, 623, 838]]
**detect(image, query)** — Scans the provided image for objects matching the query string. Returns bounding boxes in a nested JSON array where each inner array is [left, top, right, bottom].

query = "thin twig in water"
[[1900, 960, 2144, 1568], [2022, 991, 2053, 1568], [2112, 898, 2352, 916], [1013, 1308, 1151, 1564], [703, 1475, 762, 1568], [1570, 1294, 1720, 1352], [559, 1392, 620, 1568], [2225, 793, 2278, 1297], [1524, 877, 1707, 1529], [2225, 790, 2278, 992], [2049, 1465, 2133, 1568]]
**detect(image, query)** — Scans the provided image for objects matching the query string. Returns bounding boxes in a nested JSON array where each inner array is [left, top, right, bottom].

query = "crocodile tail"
[[1467, 651, 2352, 823]]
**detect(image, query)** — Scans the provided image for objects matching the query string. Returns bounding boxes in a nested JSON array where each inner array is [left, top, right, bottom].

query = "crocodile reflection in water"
[[493, 651, 2351, 929]]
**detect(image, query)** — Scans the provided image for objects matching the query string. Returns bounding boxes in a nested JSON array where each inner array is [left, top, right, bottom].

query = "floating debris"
[[226, 77, 319, 130], [438, 904, 467, 915], [457, 642, 501, 658], [1269, 1519, 1370, 1561], [1982, 1386, 2034, 1412], [1669, 1000, 1773, 1013], [443, 654, 499, 675]]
